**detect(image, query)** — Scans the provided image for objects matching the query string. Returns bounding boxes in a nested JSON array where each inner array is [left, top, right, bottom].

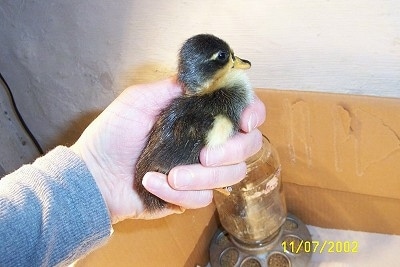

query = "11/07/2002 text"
[[282, 240, 358, 254]]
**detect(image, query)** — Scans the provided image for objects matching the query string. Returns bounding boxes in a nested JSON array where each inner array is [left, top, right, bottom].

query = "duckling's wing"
[[133, 96, 214, 211]]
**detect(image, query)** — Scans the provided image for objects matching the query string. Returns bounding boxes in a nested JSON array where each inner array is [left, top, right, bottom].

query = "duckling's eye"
[[217, 51, 228, 61]]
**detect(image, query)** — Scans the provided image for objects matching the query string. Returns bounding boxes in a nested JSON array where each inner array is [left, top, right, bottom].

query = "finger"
[[240, 95, 266, 132], [142, 172, 214, 209], [168, 162, 246, 190], [200, 129, 263, 166]]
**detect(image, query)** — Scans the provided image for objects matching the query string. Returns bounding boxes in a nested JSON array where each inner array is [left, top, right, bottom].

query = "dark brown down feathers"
[[133, 34, 252, 212]]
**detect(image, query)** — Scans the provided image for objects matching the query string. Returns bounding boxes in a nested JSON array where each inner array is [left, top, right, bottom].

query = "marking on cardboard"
[[282, 98, 313, 167], [332, 104, 400, 176]]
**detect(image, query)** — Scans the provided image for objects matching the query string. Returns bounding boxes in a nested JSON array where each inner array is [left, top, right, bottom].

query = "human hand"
[[71, 78, 266, 223]]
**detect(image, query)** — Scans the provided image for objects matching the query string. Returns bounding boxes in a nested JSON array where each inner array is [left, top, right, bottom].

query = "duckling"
[[134, 34, 252, 215]]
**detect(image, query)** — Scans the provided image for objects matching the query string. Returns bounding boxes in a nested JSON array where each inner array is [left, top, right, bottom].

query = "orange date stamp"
[[282, 240, 359, 254]]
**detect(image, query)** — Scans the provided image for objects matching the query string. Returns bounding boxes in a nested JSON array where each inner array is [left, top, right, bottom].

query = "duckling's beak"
[[233, 55, 251, 69]]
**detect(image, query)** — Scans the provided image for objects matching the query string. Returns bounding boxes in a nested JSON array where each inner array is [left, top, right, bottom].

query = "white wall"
[[0, 0, 399, 169]]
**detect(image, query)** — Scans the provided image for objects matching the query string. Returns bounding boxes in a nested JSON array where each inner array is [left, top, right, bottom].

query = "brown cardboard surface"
[[256, 89, 400, 235], [284, 182, 400, 234], [76, 205, 217, 267], [77, 89, 400, 266], [257, 89, 400, 200]]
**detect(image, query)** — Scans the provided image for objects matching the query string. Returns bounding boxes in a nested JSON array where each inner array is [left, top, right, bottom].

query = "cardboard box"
[[76, 89, 400, 266], [257, 89, 400, 235]]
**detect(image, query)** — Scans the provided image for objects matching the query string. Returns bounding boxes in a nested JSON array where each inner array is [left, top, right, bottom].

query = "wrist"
[[70, 142, 143, 223], [70, 143, 114, 221]]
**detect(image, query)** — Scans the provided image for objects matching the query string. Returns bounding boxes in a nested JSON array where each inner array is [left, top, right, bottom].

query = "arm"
[[0, 146, 112, 267]]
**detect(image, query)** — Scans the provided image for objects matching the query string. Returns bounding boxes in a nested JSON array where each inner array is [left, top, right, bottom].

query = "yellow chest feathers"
[[206, 114, 234, 147]]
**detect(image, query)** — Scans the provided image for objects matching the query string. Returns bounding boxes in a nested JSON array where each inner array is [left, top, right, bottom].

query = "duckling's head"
[[177, 34, 251, 95]]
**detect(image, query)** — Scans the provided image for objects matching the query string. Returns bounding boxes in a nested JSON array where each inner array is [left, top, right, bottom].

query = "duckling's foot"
[[138, 204, 186, 220], [169, 204, 186, 214]]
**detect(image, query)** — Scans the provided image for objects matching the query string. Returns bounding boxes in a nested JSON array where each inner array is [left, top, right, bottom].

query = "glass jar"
[[214, 135, 287, 245]]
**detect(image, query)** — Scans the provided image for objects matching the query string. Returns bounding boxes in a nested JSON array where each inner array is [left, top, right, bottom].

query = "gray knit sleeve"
[[0, 146, 112, 267]]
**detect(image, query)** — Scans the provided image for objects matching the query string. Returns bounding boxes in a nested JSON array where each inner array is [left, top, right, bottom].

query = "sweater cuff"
[[32, 145, 113, 262]]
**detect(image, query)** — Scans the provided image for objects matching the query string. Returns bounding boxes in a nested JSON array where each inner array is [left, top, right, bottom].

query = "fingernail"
[[247, 112, 259, 131], [142, 172, 165, 190], [172, 168, 194, 189]]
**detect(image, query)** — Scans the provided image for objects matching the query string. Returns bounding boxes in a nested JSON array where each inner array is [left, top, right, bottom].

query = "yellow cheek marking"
[[206, 115, 234, 147]]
